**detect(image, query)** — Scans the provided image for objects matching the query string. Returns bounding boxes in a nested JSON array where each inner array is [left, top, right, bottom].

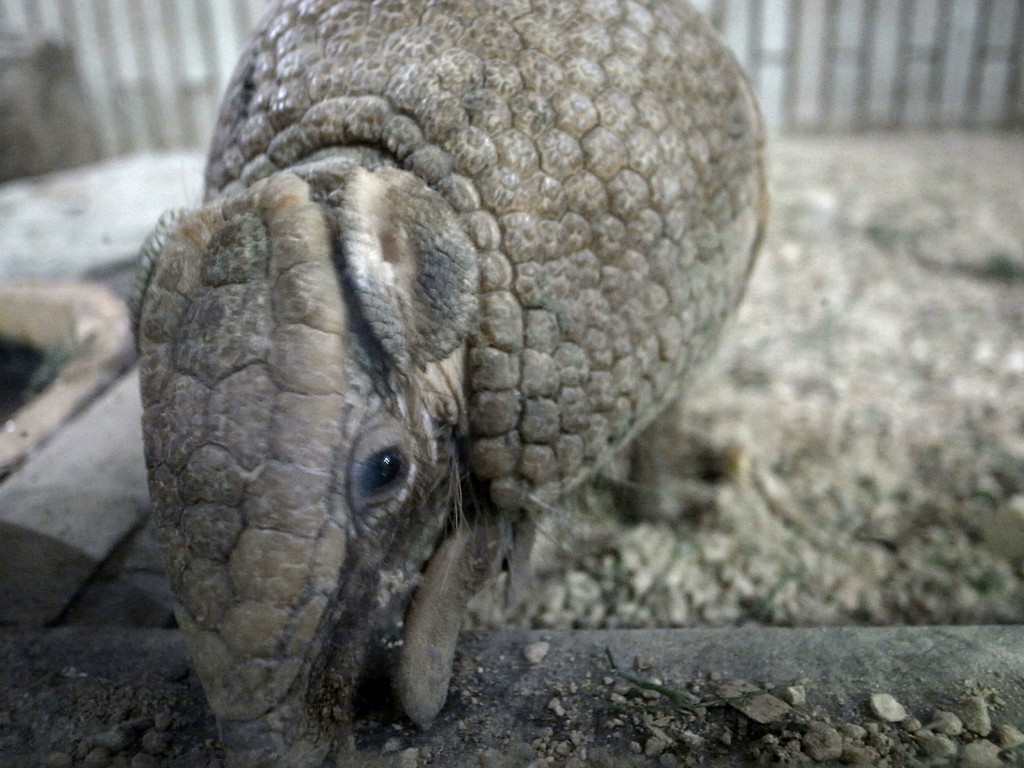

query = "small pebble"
[[634, 652, 654, 671], [718, 680, 791, 724], [778, 685, 806, 706], [993, 723, 1024, 749], [140, 730, 170, 756], [840, 743, 879, 764], [801, 724, 843, 762], [644, 736, 667, 757], [866, 726, 894, 752], [153, 710, 173, 732], [93, 729, 128, 753], [547, 697, 566, 717], [477, 749, 504, 768], [960, 739, 1003, 768], [523, 641, 550, 664], [927, 709, 963, 736], [915, 731, 958, 760], [44, 753, 73, 768], [952, 695, 992, 736], [160, 658, 191, 682], [869, 693, 907, 723], [120, 717, 154, 735], [398, 747, 419, 768], [900, 717, 922, 733], [83, 746, 111, 768], [679, 730, 705, 749], [837, 723, 867, 741]]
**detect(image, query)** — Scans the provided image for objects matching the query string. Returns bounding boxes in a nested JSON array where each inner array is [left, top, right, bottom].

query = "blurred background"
[[0, 0, 1021, 182]]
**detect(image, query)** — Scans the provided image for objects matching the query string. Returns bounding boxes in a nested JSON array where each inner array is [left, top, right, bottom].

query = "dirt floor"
[[1, 133, 1023, 767]]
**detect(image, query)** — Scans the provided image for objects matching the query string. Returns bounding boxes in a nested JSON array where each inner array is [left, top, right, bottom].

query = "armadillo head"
[[134, 160, 503, 766]]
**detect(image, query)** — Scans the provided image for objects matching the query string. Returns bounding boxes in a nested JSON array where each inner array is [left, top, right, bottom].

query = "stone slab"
[[0, 626, 1021, 767]]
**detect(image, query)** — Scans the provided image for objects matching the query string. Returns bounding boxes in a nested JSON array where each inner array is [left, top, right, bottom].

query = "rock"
[[718, 680, 792, 724], [801, 724, 843, 762], [92, 729, 127, 753], [869, 693, 907, 722], [914, 732, 958, 760], [140, 730, 170, 756], [43, 753, 73, 768], [900, 717, 922, 733], [0, 370, 148, 626], [778, 685, 806, 706], [547, 698, 565, 717], [152, 711, 173, 732], [82, 746, 111, 767], [634, 652, 655, 671], [523, 641, 550, 664], [840, 743, 879, 764], [927, 709, 963, 736], [644, 736, 667, 757], [952, 695, 992, 736], [960, 739, 1003, 768], [993, 723, 1024, 749], [837, 723, 868, 741]]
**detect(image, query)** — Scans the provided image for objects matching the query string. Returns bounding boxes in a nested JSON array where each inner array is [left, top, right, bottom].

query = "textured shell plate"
[[206, 0, 766, 512]]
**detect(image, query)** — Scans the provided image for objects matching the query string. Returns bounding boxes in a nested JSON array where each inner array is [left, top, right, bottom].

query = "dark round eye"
[[356, 445, 406, 497]]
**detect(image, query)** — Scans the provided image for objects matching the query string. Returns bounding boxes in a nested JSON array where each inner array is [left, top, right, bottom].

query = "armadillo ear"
[[332, 166, 478, 374]]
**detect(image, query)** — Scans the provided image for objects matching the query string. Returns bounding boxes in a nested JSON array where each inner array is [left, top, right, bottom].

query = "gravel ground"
[[467, 132, 1024, 633]]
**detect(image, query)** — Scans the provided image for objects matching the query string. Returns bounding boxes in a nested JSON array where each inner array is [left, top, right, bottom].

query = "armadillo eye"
[[355, 445, 407, 498]]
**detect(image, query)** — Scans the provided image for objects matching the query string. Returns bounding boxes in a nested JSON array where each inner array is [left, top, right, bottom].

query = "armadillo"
[[132, 0, 766, 765]]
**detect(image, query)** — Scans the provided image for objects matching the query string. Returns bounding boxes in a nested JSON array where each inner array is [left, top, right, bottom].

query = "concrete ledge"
[[1, 626, 1021, 766], [0, 371, 148, 626]]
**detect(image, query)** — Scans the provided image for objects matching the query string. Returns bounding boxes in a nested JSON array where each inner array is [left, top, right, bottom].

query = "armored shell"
[[206, 0, 766, 515]]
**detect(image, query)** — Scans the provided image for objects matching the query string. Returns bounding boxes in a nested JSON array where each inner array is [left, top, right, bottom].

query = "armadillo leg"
[[619, 398, 728, 523]]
